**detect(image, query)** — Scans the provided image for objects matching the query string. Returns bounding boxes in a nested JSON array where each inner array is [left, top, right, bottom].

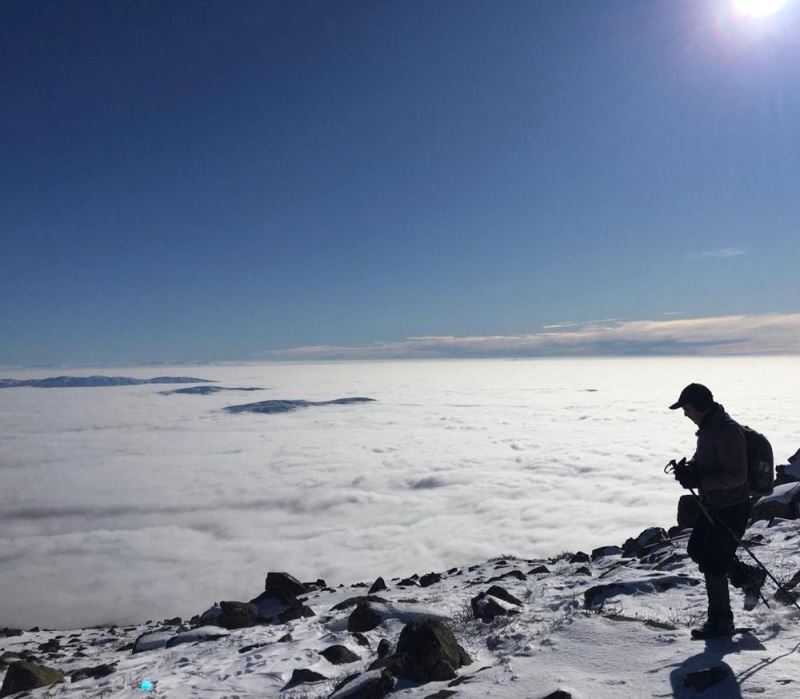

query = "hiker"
[[669, 383, 766, 639]]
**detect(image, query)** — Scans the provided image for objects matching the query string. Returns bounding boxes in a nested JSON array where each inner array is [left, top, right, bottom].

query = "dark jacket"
[[692, 403, 749, 509]]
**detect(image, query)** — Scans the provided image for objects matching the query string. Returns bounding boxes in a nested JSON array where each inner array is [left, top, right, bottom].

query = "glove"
[[671, 458, 698, 489]]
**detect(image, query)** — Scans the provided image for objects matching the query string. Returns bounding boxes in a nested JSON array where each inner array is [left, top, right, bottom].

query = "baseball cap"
[[669, 383, 714, 411]]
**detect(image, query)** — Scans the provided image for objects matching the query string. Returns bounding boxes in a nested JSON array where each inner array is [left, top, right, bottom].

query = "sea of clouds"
[[1, 357, 797, 629]]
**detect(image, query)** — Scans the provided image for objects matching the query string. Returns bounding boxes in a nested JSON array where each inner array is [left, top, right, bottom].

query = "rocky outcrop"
[[0, 661, 64, 697]]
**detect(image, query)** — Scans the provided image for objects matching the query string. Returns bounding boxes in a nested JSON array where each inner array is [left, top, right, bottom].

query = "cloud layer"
[[265, 313, 800, 360], [1, 358, 798, 629]]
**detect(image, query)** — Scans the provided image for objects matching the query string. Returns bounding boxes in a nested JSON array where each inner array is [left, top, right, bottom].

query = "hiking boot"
[[742, 567, 767, 611], [691, 619, 735, 640]]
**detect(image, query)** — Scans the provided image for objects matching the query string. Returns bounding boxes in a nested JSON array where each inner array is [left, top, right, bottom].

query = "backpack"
[[742, 426, 774, 495]]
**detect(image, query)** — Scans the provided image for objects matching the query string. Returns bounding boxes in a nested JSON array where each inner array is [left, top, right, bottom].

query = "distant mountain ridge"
[[0, 376, 214, 389]]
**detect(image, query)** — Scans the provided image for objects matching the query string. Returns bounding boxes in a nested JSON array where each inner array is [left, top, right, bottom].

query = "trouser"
[[686, 499, 753, 622]]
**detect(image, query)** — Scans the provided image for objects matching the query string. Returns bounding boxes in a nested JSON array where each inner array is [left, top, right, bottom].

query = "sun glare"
[[732, 0, 791, 17]]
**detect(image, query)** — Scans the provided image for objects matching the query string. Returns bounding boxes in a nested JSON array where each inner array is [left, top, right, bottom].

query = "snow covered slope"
[[2, 519, 799, 698]]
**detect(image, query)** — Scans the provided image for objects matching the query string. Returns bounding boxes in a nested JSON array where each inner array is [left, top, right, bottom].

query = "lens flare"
[[732, 0, 791, 17]]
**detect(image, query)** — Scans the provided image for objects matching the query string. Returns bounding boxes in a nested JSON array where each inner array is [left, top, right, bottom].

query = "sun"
[[732, 0, 791, 17]]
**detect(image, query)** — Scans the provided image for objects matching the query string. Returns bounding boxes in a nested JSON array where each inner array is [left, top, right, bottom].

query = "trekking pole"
[[664, 460, 800, 613], [686, 486, 773, 611]]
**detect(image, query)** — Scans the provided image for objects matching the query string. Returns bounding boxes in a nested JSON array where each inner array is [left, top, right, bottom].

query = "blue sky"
[[2, 1, 799, 365]]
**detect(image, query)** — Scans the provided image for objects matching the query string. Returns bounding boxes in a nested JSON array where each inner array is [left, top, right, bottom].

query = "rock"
[[470, 595, 520, 622], [303, 578, 327, 592], [198, 604, 223, 625], [70, 663, 116, 682], [284, 668, 327, 688], [132, 631, 172, 653], [424, 691, 457, 698], [329, 668, 395, 698], [528, 565, 550, 574], [352, 632, 370, 647], [0, 661, 64, 697], [678, 494, 702, 529], [398, 577, 419, 587], [574, 566, 592, 576], [542, 692, 573, 699], [277, 599, 315, 624], [0, 629, 22, 638], [37, 639, 60, 652], [164, 626, 229, 649], [391, 619, 471, 682], [239, 642, 270, 654], [569, 551, 590, 563], [348, 602, 383, 632], [752, 483, 800, 522], [584, 575, 700, 608], [321, 645, 361, 664], [682, 666, 727, 692], [331, 595, 389, 612], [369, 577, 387, 593], [278, 633, 293, 642], [116, 642, 134, 653], [470, 585, 523, 621], [419, 572, 442, 587], [218, 601, 259, 629], [485, 569, 526, 583], [377, 639, 392, 658], [591, 545, 622, 560], [163, 616, 182, 626], [264, 571, 306, 600], [622, 527, 669, 557]]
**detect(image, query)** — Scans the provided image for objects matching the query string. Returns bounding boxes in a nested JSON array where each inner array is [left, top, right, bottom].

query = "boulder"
[[584, 575, 700, 608], [218, 601, 259, 629], [164, 626, 229, 649], [348, 602, 383, 632], [132, 631, 172, 653], [419, 572, 442, 587], [485, 569, 526, 583], [284, 668, 327, 688], [377, 639, 392, 658], [332, 595, 389, 612], [70, 663, 116, 682], [528, 565, 550, 575], [622, 527, 669, 557], [369, 577, 387, 593], [320, 645, 361, 665], [329, 668, 395, 699], [352, 632, 370, 647], [0, 661, 64, 697], [391, 619, 471, 682], [569, 551, 590, 563], [591, 546, 622, 560], [751, 483, 800, 522], [264, 571, 306, 601], [470, 594, 520, 622]]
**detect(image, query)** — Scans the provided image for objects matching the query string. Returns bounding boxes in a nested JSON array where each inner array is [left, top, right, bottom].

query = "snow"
[[2, 519, 800, 697], [758, 482, 800, 506]]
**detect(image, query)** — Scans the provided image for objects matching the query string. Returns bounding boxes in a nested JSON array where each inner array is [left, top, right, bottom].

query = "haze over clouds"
[[1, 358, 797, 629], [265, 312, 800, 361]]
